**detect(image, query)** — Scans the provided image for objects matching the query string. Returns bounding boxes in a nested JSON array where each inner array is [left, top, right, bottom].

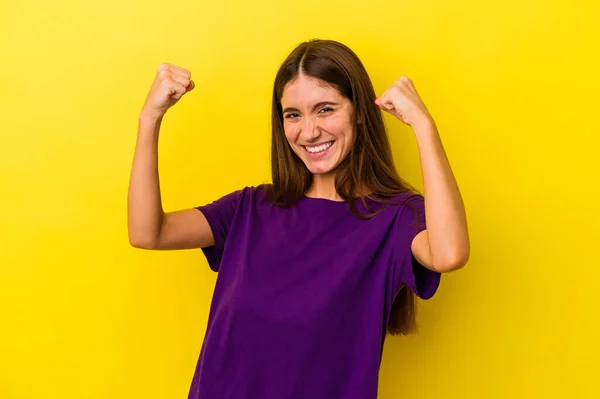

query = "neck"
[[305, 172, 342, 201]]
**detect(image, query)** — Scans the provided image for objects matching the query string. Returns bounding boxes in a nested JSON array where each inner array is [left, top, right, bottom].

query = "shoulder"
[[377, 191, 424, 213], [218, 183, 274, 207], [349, 191, 423, 222], [215, 184, 271, 198], [373, 191, 425, 228], [388, 190, 423, 203], [387, 191, 426, 233], [199, 184, 268, 211], [240, 184, 272, 200]]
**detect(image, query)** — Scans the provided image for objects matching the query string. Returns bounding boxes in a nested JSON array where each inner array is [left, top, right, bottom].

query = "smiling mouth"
[[304, 141, 334, 154]]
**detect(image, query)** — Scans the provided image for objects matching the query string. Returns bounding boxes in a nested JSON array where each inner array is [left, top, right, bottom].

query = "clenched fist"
[[140, 63, 195, 120], [374, 76, 432, 128]]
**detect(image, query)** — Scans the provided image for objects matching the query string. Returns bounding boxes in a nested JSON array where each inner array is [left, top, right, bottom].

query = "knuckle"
[[158, 69, 170, 80], [160, 76, 173, 87]]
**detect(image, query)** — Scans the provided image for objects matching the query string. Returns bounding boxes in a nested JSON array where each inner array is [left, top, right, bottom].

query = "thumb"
[[375, 97, 393, 111]]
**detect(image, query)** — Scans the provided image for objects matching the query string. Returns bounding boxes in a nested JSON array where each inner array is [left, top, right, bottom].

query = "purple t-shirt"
[[187, 185, 440, 398]]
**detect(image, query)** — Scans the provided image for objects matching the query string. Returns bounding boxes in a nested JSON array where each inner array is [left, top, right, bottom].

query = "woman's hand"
[[375, 76, 433, 128], [140, 63, 195, 121]]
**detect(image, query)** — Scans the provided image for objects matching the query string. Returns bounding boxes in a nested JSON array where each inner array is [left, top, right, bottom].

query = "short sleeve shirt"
[[187, 185, 440, 399]]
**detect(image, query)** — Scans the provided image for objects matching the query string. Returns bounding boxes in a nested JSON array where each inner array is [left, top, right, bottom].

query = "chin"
[[306, 163, 336, 175], [300, 154, 344, 175]]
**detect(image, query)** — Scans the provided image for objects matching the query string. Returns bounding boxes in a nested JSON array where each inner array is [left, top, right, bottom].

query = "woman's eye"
[[319, 107, 333, 114], [285, 113, 299, 119]]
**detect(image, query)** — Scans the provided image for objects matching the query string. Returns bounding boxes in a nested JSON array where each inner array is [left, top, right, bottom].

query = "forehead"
[[281, 74, 343, 106]]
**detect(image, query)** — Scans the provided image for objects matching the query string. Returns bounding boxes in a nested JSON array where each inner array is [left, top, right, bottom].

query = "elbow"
[[434, 248, 470, 273], [128, 233, 158, 250]]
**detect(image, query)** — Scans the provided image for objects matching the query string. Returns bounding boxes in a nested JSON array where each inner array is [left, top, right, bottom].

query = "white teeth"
[[305, 142, 333, 154]]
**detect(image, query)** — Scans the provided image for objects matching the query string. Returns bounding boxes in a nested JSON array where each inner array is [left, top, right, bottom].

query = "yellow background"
[[1, 0, 598, 398]]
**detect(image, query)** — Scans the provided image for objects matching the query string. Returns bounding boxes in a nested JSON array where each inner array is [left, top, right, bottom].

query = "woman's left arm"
[[376, 76, 470, 272]]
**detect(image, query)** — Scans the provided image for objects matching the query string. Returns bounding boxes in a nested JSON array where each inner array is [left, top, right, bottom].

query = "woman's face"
[[280, 73, 356, 175]]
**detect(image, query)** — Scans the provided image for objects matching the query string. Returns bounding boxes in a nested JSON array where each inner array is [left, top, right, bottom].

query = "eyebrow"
[[282, 101, 339, 114]]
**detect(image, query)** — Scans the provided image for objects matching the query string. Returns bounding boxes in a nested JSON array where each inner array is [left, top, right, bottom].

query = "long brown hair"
[[268, 38, 423, 335]]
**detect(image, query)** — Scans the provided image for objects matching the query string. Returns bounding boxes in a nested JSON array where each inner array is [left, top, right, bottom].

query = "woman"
[[128, 39, 469, 399]]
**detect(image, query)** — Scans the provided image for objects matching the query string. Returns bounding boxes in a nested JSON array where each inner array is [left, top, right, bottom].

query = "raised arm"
[[376, 76, 470, 272], [127, 63, 214, 250]]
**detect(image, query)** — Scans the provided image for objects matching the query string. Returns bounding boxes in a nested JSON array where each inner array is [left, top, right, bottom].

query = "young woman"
[[128, 39, 469, 399]]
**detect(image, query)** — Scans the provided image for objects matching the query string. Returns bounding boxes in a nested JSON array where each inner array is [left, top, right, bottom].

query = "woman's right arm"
[[127, 63, 214, 250]]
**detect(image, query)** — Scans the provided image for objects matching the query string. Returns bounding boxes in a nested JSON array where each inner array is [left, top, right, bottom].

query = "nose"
[[299, 115, 320, 142]]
